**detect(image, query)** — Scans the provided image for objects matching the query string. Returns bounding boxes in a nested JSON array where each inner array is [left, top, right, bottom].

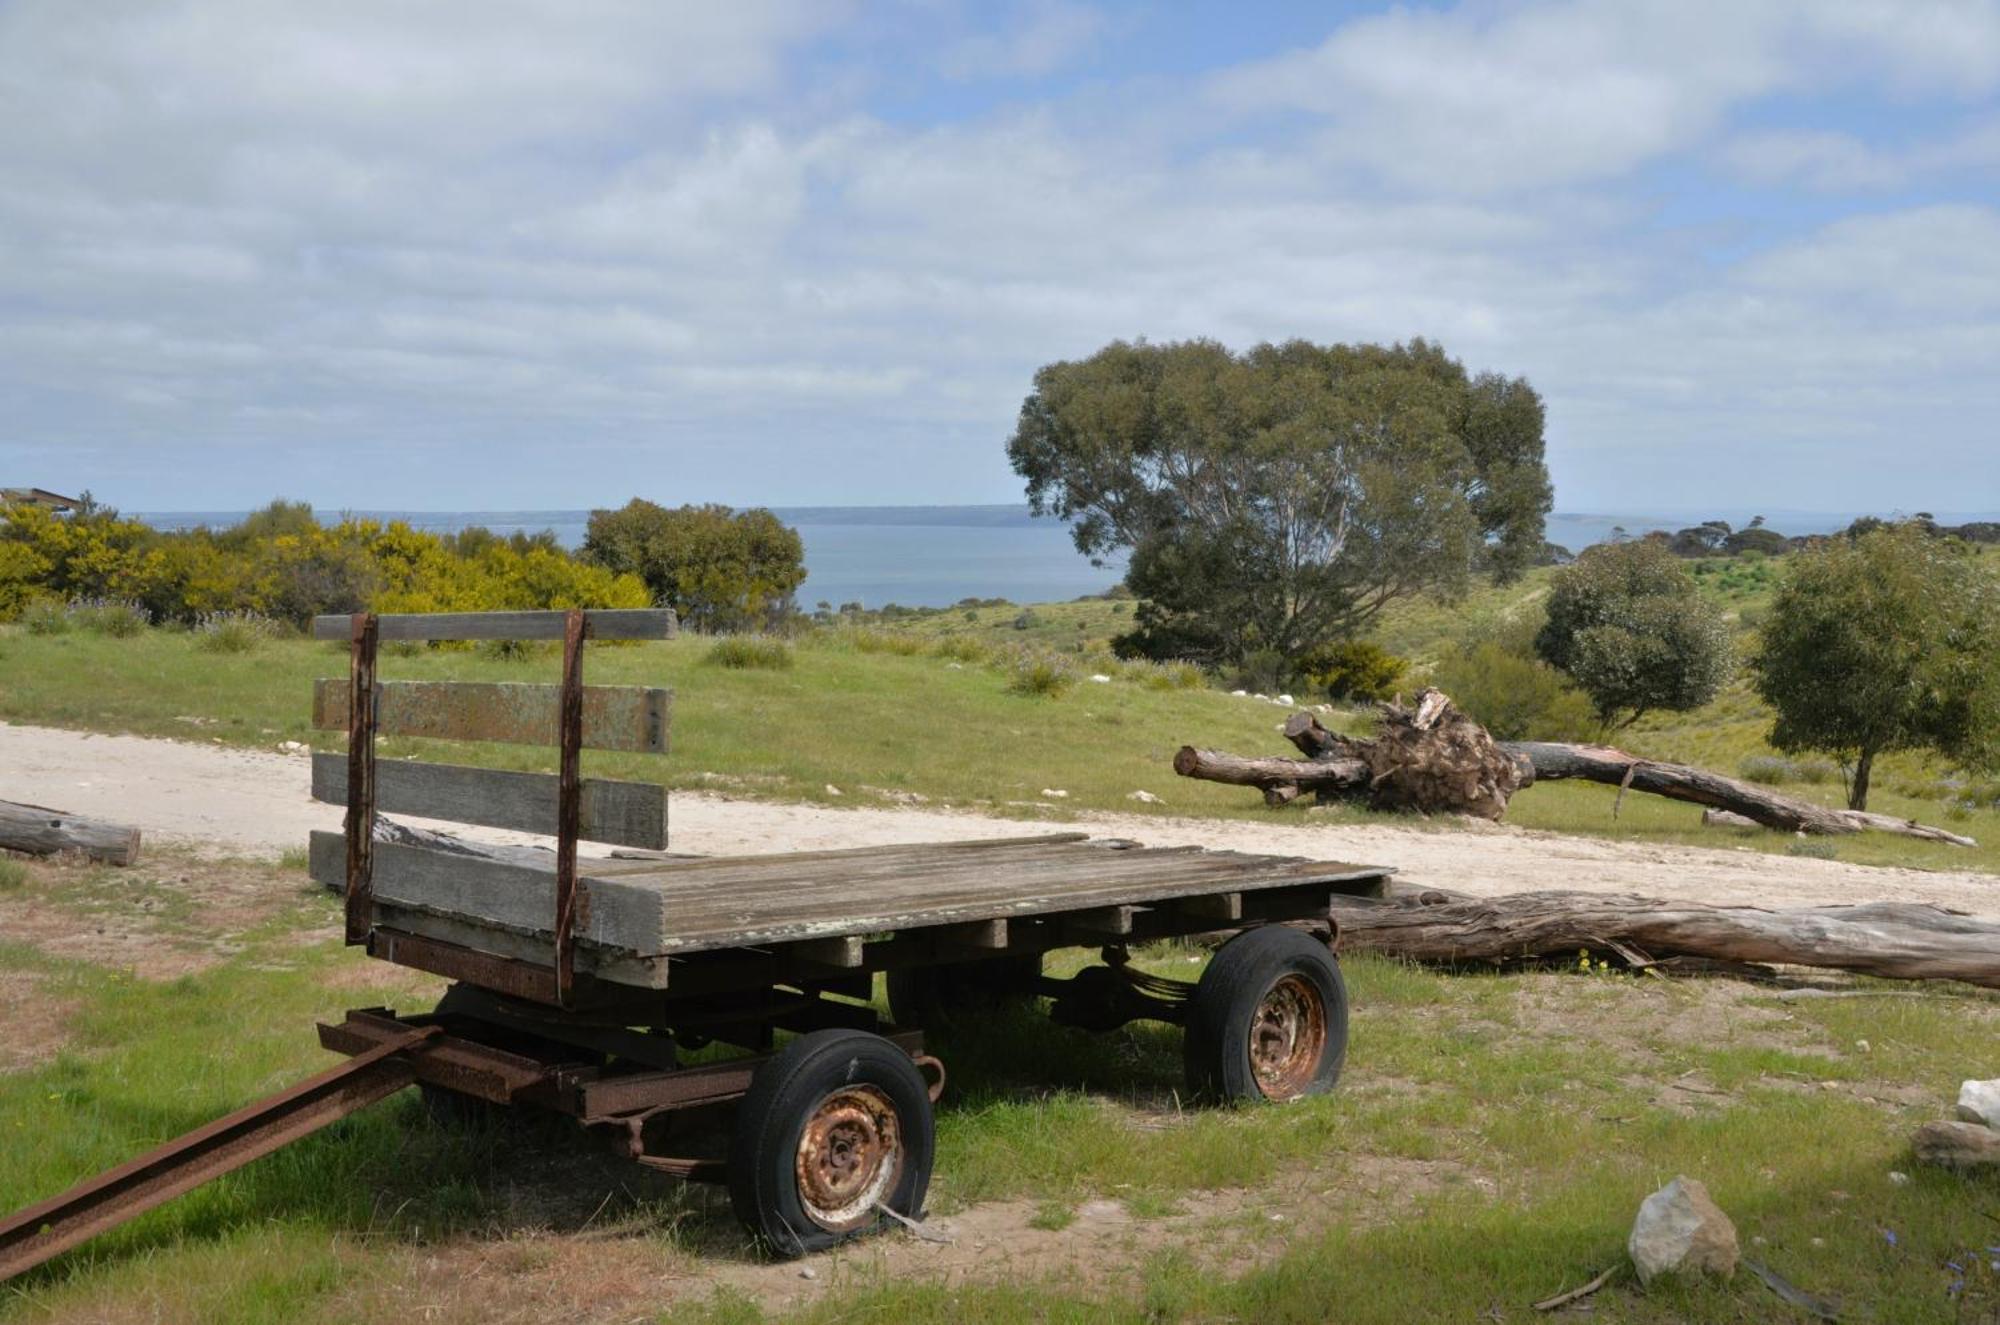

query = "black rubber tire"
[[886, 954, 1042, 1029], [727, 1029, 936, 1257], [1183, 926, 1347, 1104]]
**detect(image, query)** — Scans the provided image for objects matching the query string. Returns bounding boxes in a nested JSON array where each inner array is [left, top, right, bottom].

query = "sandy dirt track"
[[2, 720, 1993, 912]]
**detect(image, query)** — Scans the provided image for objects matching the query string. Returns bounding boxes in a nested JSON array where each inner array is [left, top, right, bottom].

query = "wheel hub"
[[795, 1084, 903, 1230], [1249, 974, 1327, 1100]]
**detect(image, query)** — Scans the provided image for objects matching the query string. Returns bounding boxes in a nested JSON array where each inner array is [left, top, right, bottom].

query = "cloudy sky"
[[2, 0, 1997, 515]]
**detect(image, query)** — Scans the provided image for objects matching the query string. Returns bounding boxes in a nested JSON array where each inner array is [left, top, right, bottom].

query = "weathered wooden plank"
[[787, 935, 867, 968], [307, 831, 672, 953], [1062, 905, 1137, 938], [0, 799, 141, 865], [312, 679, 671, 753], [311, 609, 677, 642], [311, 753, 666, 849], [936, 918, 1008, 951], [1172, 892, 1243, 923]]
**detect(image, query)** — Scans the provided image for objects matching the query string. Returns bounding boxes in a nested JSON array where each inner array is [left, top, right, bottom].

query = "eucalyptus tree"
[[1006, 337, 1551, 668]]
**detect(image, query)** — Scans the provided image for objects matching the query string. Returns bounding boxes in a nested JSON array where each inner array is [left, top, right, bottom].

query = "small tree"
[[581, 499, 805, 633], [1752, 523, 2000, 809], [1534, 540, 1731, 731]]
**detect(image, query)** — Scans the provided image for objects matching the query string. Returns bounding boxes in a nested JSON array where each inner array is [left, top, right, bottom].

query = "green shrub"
[[1738, 755, 1797, 785], [932, 636, 990, 664], [1786, 838, 1839, 860], [1012, 609, 1041, 631], [68, 597, 149, 637], [1792, 757, 1838, 784], [193, 611, 274, 654], [1129, 659, 1206, 691], [20, 599, 67, 635], [1296, 639, 1406, 703], [1006, 651, 1075, 698], [0, 858, 25, 891], [1433, 640, 1597, 741], [704, 636, 795, 670]]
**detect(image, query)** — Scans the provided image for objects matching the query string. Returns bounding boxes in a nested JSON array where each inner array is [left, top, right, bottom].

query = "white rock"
[[1040, 788, 1069, 799], [1089, 674, 1111, 683], [1888, 1170, 1910, 1186], [798, 1265, 817, 1280], [1127, 790, 1164, 805], [1628, 1176, 1738, 1285], [945, 661, 964, 669], [1276, 694, 1295, 706], [825, 784, 843, 797], [1230, 689, 1248, 697], [1957, 1079, 2000, 1129], [1252, 693, 1268, 701]]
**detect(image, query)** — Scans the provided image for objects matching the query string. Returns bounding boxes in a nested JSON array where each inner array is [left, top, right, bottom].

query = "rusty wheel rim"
[[795, 1084, 903, 1231], [1249, 974, 1327, 1100]]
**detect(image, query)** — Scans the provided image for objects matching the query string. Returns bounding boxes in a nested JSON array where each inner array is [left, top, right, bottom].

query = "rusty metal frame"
[[554, 608, 587, 1005], [0, 1025, 439, 1283], [342, 611, 379, 946]]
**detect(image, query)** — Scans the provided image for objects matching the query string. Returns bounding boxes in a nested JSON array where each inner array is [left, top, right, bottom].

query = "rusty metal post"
[[0, 1025, 439, 1283], [554, 608, 587, 1004], [343, 612, 379, 946]]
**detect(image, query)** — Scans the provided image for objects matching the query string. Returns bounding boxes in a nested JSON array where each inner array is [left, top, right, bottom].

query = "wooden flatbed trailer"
[[0, 609, 1392, 1279]]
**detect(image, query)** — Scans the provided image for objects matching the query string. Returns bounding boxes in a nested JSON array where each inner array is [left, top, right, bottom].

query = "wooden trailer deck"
[[307, 831, 1392, 990]]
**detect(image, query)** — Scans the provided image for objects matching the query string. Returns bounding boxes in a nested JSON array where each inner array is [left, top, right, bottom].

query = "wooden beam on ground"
[[312, 679, 671, 754], [1326, 889, 2000, 990], [311, 753, 667, 849], [0, 799, 141, 866], [310, 609, 676, 642]]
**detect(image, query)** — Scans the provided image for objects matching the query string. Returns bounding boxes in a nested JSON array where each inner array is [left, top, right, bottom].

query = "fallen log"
[[1506, 742, 1975, 845], [0, 799, 141, 866], [1171, 747, 1367, 803], [1326, 889, 2000, 990], [1218, 697, 1977, 846]]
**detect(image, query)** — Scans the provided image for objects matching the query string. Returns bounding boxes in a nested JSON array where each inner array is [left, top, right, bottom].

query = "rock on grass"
[[1629, 1176, 1739, 1285]]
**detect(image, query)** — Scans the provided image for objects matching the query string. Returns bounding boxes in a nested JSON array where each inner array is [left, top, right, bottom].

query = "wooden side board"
[[311, 753, 666, 849], [312, 679, 671, 753], [310, 609, 677, 642], [308, 830, 673, 954]]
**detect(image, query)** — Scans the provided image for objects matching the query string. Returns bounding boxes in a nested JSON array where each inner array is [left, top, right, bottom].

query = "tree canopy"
[[1534, 539, 1731, 731], [581, 499, 805, 633], [1006, 337, 1551, 667], [1752, 523, 2000, 810]]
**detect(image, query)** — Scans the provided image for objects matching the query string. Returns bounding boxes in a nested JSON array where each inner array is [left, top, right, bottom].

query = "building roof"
[[0, 487, 83, 510]]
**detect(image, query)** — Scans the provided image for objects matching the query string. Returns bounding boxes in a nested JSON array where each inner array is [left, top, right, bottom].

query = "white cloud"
[[0, 1, 1996, 513], [1205, 0, 2000, 194]]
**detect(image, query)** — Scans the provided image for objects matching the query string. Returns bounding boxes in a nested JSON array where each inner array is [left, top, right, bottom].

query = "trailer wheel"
[[886, 954, 1041, 1029], [728, 1029, 935, 1257], [1184, 926, 1347, 1104]]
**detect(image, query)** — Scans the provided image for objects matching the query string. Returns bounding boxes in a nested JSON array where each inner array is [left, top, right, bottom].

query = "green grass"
[[2, 844, 1996, 1322], [2, 617, 1996, 875]]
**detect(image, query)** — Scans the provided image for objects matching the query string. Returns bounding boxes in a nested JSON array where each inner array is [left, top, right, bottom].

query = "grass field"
[[2, 604, 1996, 876], [1, 847, 1996, 1323]]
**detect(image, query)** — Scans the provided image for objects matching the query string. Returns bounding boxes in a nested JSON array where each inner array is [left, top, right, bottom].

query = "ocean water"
[[131, 505, 1997, 610], [133, 505, 1125, 610]]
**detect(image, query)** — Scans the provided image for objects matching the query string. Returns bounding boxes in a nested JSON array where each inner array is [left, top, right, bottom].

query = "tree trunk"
[[1170, 747, 1368, 792], [1183, 695, 1975, 847], [0, 800, 142, 866], [1849, 749, 1874, 812], [1326, 888, 2000, 989]]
